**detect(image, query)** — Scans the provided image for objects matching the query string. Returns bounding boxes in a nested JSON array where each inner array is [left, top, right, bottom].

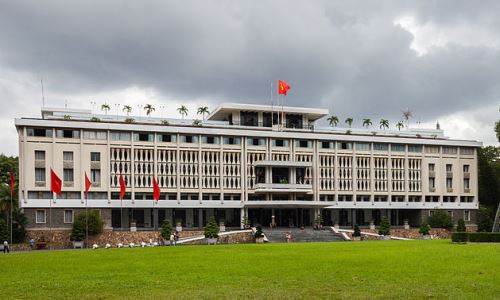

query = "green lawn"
[[1, 240, 499, 299]]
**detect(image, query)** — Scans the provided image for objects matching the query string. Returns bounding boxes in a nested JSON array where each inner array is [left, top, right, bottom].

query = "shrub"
[[254, 225, 264, 238], [161, 120, 170, 125], [451, 232, 468, 243], [468, 232, 500, 243], [12, 208, 27, 243], [0, 218, 8, 242], [71, 210, 104, 240], [477, 206, 493, 232], [456, 219, 466, 232], [353, 224, 361, 237], [160, 221, 172, 240], [378, 216, 390, 236], [90, 117, 100, 122], [70, 217, 85, 241], [124, 118, 135, 124], [428, 210, 453, 229], [419, 222, 430, 235], [204, 216, 219, 239], [192, 119, 202, 126]]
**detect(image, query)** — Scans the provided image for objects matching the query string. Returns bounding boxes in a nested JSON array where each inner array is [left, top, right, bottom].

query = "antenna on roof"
[[40, 78, 45, 108]]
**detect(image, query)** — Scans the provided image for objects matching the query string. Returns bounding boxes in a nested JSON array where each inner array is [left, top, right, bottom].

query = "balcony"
[[429, 187, 436, 193], [254, 160, 312, 168], [254, 183, 313, 193], [446, 172, 453, 178]]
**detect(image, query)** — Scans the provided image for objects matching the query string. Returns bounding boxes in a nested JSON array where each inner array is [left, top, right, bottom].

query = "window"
[[63, 151, 73, 161], [425, 146, 440, 153], [90, 152, 101, 162], [391, 144, 405, 152], [355, 143, 370, 151], [429, 178, 435, 189], [408, 145, 422, 153], [273, 139, 288, 147], [446, 178, 453, 189], [463, 178, 470, 190], [91, 169, 101, 183], [446, 164, 452, 172], [110, 132, 131, 141], [338, 142, 352, 150], [134, 133, 154, 142], [463, 165, 470, 173], [460, 147, 474, 155], [35, 168, 46, 182], [56, 129, 80, 139], [35, 150, 45, 160], [464, 210, 470, 221], [83, 131, 107, 140], [429, 210, 435, 217], [240, 111, 258, 126], [28, 191, 52, 199], [321, 141, 333, 149], [158, 134, 176, 143], [248, 138, 265, 146], [36, 210, 46, 223], [63, 168, 74, 182], [373, 143, 388, 151], [442, 146, 458, 155], [297, 140, 311, 148], [429, 163, 435, 172], [223, 137, 240, 145], [180, 135, 198, 143], [28, 128, 52, 137], [203, 136, 219, 144], [64, 210, 74, 224]]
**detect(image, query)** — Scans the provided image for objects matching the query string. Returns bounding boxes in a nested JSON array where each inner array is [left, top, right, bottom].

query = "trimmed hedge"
[[451, 232, 500, 243]]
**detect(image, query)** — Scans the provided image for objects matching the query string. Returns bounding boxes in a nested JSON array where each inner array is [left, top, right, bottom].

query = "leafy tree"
[[0, 218, 8, 242], [396, 121, 404, 131], [378, 216, 390, 236], [379, 119, 389, 130], [478, 147, 500, 210], [204, 216, 219, 238], [160, 220, 172, 240], [419, 222, 430, 235], [327, 115, 339, 127], [353, 224, 361, 237], [70, 216, 86, 241], [495, 119, 500, 143], [197, 106, 210, 121], [345, 117, 353, 128], [427, 210, 453, 229], [477, 206, 493, 232], [254, 225, 264, 238], [362, 118, 372, 128], [456, 219, 466, 232], [11, 208, 26, 243], [72, 210, 104, 239]]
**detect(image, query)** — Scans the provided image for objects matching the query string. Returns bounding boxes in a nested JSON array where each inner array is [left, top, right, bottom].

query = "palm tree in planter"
[[144, 104, 155, 118], [378, 216, 391, 240], [101, 103, 110, 115], [254, 225, 264, 243], [327, 115, 339, 127], [122, 105, 132, 116], [204, 216, 219, 245], [396, 121, 404, 131], [177, 105, 188, 119], [197, 106, 210, 121], [345, 117, 353, 128], [352, 224, 361, 241], [419, 222, 431, 240], [362, 118, 372, 129], [379, 119, 389, 130]]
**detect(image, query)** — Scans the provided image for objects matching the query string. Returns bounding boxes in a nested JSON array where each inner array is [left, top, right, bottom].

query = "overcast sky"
[[1, 0, 499, 156]]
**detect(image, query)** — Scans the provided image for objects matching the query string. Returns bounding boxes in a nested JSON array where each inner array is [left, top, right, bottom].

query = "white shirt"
[[3, 241, 7, 246]]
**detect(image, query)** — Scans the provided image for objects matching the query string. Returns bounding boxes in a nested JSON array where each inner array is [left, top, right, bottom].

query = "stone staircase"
[[263, 228, 344, 243]]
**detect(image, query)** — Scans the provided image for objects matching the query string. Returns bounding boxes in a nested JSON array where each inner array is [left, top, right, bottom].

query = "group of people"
[[169, 231, 180, 246]]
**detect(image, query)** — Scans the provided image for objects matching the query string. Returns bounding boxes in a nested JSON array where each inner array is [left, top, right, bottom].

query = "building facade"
[[16, 103, 481, 231]]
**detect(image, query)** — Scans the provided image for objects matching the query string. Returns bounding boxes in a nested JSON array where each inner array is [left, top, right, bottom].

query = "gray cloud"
[[0, 0, 499, 156]]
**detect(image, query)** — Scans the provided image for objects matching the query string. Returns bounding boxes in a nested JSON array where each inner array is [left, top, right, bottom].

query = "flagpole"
[[49, 194, 52, 250], [85, 191, 88, 249], [10, 184, 13, 246]]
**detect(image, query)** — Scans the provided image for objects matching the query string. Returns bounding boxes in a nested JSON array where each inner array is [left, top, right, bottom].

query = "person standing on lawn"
[[169, 233, 174, 246], [3, 240, 9, 253]]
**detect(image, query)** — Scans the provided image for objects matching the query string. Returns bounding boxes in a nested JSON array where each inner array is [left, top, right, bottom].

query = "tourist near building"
[[15, 102, 481, 232]]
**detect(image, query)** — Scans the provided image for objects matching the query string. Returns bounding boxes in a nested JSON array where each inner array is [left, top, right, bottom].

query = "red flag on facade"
[[278, 80, 291, 96], [8, 172, 15, 194], [50, 169, 62, 196], [84, 172, 92, 194], [119, 175, 126, 200], [153, 177, 160, 203]]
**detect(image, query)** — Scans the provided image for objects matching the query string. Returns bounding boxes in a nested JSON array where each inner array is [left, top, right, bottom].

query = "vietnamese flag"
[[119, 175, 126, 200], [153, 177, 160, 203], [50, 169, 62, 196], [8, 172, 15, 195], [278, 80, 291, 96], [84, 172, 92, 194]]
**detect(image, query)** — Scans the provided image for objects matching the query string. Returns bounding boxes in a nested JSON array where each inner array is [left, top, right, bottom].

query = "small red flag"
[[278, 80, 291, 96], [153, 177, 160, 203], [84, 172, 92, 194], [50, 169, 62, 196], [9, 172, 15, 194], [119, 175, 126, 200]]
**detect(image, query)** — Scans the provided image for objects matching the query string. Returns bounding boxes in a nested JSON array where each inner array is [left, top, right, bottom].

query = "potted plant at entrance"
[[254, 225, 264, 243], [378, 216, 391, 240], [204, 216, 219, 245], [175, 219, 183, 232], [419, 222, 431, 240], [353, 224, 361, 241], [160, 221, 172, 245], [70, 216, 86, 249], [219, 219, 226, 232]]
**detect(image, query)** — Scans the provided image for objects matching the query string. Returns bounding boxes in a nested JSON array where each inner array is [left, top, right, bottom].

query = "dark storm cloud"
[[0, 0, 499, 153]]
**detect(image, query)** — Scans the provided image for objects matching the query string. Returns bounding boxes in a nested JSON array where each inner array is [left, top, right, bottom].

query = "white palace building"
[[15, 103, 481, 231]]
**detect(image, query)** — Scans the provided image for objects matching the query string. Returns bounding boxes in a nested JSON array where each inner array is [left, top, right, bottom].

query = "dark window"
[[240, 111, 258, 126], [275, 139, 284, 147], [138, 133, 149, 141], [252, 139, 260, 146], [185, 136, 193, 143], [299, 140, 309, 148], [206, 136, 215, 144], [321, 141, 331, 149], [160, 134, 172, 142], [90, 152, 101, 162], [263, 112, 272, 127]]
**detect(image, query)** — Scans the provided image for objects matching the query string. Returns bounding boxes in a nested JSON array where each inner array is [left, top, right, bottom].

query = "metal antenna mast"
[[41, 79, 45, 108]]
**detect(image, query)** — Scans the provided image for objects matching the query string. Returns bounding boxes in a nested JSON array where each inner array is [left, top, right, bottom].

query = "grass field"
[[1, 240, 499, 299]]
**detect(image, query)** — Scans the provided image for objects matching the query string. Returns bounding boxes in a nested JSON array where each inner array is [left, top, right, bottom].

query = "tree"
[[396, 121, 404, 131], [11, 208, 26, 243], [477, 206, 493, 232], [70, 216, 86, 241], [478, 147, 500, 210], [402, 108, 413, 128], [204, 216, 219, 238], [378, 216, 390, 236], [72, 210, 104, 240], [379, 119, 389, 130], [0, 218, 7, 242], [177, 105, 188, 119], [353, 224, 361, 237], [254, 225, 264, 238], [345, 117, 353, 128], [419, 222, 430, 235], [427, 210, 453, 229], [362, 118, 372, 128], [456, 219, 466, 232], [495, 119, 500, 143], [144, 104, 155, 117], [122, 105, 132, 116], [327, 115, 339, 127], [197, 106, 210, 121], [160, 220, 172, 240], [101, 103, 110, 115]]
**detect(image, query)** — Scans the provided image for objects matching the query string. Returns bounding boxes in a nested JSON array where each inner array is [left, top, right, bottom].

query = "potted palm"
[[204, 216, 219, 245], [378, 216, 391, 240], [352, 224, 361, 241], [419, 222, 431, 240], [254, 225, 264, 243]]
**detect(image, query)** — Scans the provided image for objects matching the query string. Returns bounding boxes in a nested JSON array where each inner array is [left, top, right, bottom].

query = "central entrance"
[[248, 208, 312, 227]]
